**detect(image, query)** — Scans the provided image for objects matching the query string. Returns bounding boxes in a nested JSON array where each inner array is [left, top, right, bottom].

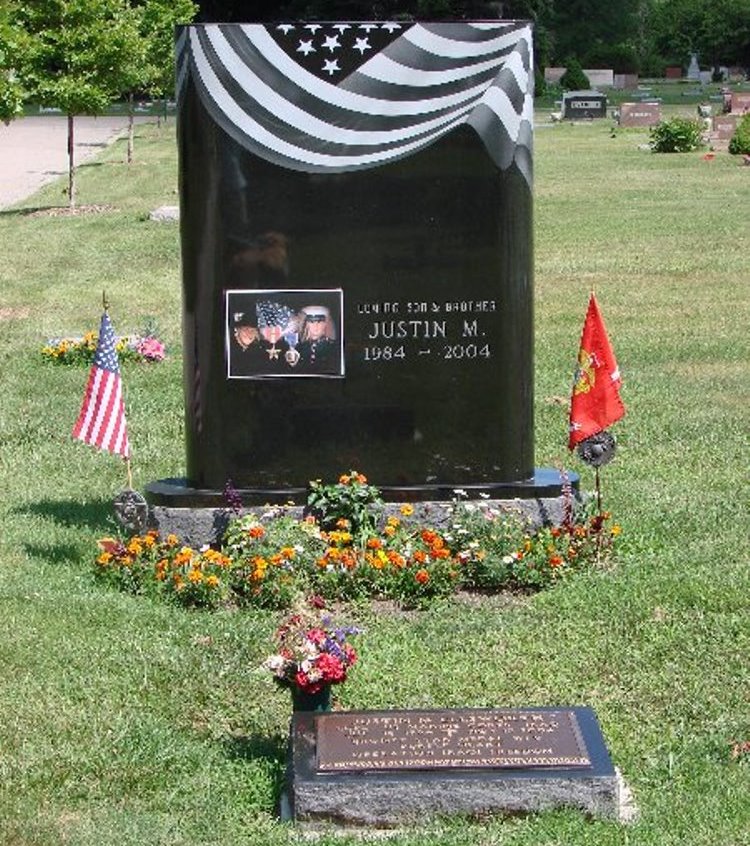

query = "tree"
[[138, 0, 198, 123], [17, 0, 146, 207], [0, 1, 27, 124]]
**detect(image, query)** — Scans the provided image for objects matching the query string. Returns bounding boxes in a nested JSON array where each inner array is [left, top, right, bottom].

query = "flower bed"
[[42, 327, 166, 365], [95, 472, 619, 610]]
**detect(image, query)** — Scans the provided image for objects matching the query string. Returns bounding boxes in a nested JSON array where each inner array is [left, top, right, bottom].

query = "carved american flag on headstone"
[[176, 21, 534, 185]]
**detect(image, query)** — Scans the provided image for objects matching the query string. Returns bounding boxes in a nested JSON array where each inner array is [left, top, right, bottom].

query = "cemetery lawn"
[[0, 116, 748, 846]]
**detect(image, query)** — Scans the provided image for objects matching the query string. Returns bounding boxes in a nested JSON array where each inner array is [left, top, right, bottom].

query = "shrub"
[[584, 43, 639, 74], [649, 118, 704, 153], [559, 58, 590, 91], [729, 113, 750, 155]]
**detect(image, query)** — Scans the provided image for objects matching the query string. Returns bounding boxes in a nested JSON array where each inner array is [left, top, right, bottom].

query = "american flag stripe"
[[72, 311, 130, 459], [178, 21, 533, 184]]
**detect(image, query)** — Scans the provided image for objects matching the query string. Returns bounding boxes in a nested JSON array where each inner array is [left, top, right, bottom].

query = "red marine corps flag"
[[72, 308, 130, 459], [568, 293, 624, 450]]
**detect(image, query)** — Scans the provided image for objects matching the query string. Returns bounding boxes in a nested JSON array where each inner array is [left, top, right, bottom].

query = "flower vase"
[[290, 685, 332, 712]]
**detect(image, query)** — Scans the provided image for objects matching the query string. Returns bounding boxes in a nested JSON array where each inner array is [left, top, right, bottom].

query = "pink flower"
[[137, 336, 165, 362]]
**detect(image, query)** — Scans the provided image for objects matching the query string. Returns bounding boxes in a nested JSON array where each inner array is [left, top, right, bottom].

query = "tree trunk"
[[127, 93, 134, 165], [67, 113, 76, 209]]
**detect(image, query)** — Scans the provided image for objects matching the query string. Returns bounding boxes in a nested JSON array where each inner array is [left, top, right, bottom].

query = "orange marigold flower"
[[549, 555, 563, 568], [415, 568, 430, 584], [366, 537, 382, 550], [400, 504, 414, 517], [166, 534, 180, 547], [143, 534, 156, 548], [336, 518, 350, 529], [431, 537, 445, 550], [421, 530, 437, 544], [355, 473, 367, 484], [248, 526, 265, 539], [188, 568, 204, 583], [205, 575, 220, 588], [280, 546, 296, 559], [432, 547, 450, 560], [550, 527, 561, 538], [316, 556, 329, 569], [341, 551, 358, 570], [269, 554, 283, 565], [339, 474, 350, 485], [127, 539, 143, 555]]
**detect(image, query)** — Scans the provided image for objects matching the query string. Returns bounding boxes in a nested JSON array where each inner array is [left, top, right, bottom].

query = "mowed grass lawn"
[[0, 113, 748, 846]]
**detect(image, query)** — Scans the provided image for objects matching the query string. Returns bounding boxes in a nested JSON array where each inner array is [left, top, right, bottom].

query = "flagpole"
[[594, 465, 603, 565]]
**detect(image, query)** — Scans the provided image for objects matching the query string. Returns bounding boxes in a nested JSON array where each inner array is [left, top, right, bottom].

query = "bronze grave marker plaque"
[[316, 708, 590, 772]]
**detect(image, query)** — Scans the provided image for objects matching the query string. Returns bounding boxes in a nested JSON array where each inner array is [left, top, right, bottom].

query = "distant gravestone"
[[285, 707, 622, 825], [613, 74, 638, 90], [731, 93, 750, 114], [584, 69, 614, 88], [146, 20, 578, 519], [687, 53, 700, 81], [562, 91, 608, 119], [544, 67, 566, 84], [665, 67, 682, 80], [619, 102, 661, 127], [713, 114, 739, 139]]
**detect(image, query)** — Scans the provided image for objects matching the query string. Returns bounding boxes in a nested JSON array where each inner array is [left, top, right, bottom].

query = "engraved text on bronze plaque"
[[316, 709, 591, 772]]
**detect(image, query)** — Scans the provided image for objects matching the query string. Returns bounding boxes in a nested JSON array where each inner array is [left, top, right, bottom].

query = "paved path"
[[0, 114, 152, 210]]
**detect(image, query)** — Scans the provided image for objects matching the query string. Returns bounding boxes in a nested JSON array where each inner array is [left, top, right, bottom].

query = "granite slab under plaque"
[[286, 707, 620, 827]]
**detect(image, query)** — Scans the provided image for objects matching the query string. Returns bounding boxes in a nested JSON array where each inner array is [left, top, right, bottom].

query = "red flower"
[[316, 653, 346, 683], [415, 568, 430, 585]]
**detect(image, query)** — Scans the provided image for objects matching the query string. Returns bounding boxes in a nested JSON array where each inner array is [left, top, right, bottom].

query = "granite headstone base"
[[285, 707, 620, 828], [145, 469, 580, 547]]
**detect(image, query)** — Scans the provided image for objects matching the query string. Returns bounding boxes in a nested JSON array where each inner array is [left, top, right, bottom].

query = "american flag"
[[176, 21, 533, 185], [72, 311, 130, 458]]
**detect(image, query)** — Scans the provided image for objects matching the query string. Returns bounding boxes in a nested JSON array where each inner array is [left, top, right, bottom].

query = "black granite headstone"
[[149, 21, 576, 507], [562, 91, 608, 119], [286, 707, 620, 826]]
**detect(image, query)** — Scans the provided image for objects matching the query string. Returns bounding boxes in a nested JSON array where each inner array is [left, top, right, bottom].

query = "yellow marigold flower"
[[387, 516, 400, 527], [611, 525, 622, 536], [188, 568, 204, 583], [97, 552, 112, 564], [384, 525, 396, 537], [280, 546, 296, 559], [400, 504, 414, 517], [326, 547, 342, 561], [127, 539, 143, 556], [205, 575, 220, 588], [166, 534, 180, 547], [143, 534, 156, 548], [335, 518, 350, 529]]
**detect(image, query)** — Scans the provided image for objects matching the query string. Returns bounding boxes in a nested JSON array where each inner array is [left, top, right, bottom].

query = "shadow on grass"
[[23, 541, 85, 566], [224, 732, 287, 815], [15, 497, 117, 533]]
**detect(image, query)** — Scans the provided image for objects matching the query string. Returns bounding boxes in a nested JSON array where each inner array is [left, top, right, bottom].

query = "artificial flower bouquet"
[[263, 596, 361, 695]]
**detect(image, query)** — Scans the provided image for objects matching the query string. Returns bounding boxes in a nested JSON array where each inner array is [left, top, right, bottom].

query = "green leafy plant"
[[649, 117, 704, 153], [307, 471, 382, 539], [559, 57, 590, 91], [728, 113, 750, 155]]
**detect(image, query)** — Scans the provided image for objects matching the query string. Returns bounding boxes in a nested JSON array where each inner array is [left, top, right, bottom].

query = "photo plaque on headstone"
[[147, 21, 578, 511]]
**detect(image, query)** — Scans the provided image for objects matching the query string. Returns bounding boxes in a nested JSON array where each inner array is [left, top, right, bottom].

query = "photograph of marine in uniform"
[[226, 289, 344, 378]]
